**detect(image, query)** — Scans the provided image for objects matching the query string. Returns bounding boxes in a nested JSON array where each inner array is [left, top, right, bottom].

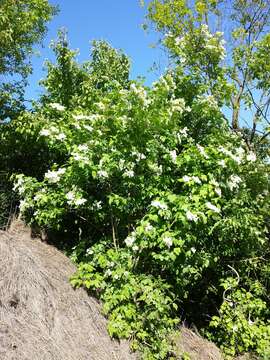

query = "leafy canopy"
[[0, 0, 57, 121]]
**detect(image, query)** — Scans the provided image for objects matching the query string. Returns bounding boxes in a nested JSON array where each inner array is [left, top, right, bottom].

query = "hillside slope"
[[0, 221, 136, 360]]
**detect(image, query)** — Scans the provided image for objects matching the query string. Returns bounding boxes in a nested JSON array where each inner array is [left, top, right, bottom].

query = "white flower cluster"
[[130, 83, 150, 107], [97, 170, 109, 179], [148, 162, 163, 175], [123, 169, 135, 178], [196, 95, 219, 113], [219, 146, 253, 165], [144, 222, 154, 232], [186, 210, 198, 222], [153, 73, 176, 93], [169, 150, 177, 162], [182, 175, 202, 184], [125, 232, 136, 247], [163, 235, 173, 248], [66, 190, 87, 206], [44, 168, 66, 183], [72, 114, 94, 121], [48, 103, 65, 111], [151, 200, 168, 210], [13, 175, 25, 195], [40, 126, 66, 141], [200, 25, 226, 60], [227, 174, 242, 191], [176, 127, 189, 143], [209, 179, 222, 197], [197, 145, 209, 159], [206, 202, 220, 213], [131, 151, 146, 162], [170, 98, 186, 115]]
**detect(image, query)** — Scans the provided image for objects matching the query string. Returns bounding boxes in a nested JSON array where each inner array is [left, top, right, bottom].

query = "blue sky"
[[26, 0, 167, 101]]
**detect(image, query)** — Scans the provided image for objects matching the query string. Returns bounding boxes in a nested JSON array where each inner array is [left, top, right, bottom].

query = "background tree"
[[0, 0, 56, 228], [40, 31, 130, 109], [0, 0, 57, 121], [145, 0, 270, 152]]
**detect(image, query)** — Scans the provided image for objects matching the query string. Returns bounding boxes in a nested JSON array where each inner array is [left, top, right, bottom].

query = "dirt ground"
[[0, 221, 136, 360]]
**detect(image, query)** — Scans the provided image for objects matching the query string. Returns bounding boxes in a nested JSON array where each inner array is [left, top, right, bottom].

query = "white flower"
[[206, 202, 220, 213], [73, 114, 93, 121], [191, 247, 196, 253], [182, 175, 201, 184], [218, 159, 226, 168], [45, 168, 66, 183], [93, 200, 102, 210], [78, 144, 88, 152], [145, 223, 153, 232], [132, 245, 139, 252], [118, 159, 125, 170], [197, 145, 209, 159], [186, 211, 198, 222], [96, 102, 106, 111], [124, 170, 135, 178], [19, 199, 28, 211], [178, 127, 188, 137], [83, 125, 94, 132], [125, 233, 136, 247], [104, 269, 112, 277], [74, 198, 87, 206], [137, 153, 146, 161], [49, 103, 65, 111], [34, 194, 43, 202], [40, 129, 51, 136], [56, 133, 66, 141], [247, 152, 256, 162], [182, 175, 191, 182], [163, 236, 173, 248], [210, 179, 219, 187], [227, 175, 242, 191], [73, 153, 85, 161], [97, 170, 108, 178], [192, 176, 201, 184], [57, 168, 66, 175], [215, 188, 222, 196], [13, 176, 24, 191], [86, 248, 94, 255], [169, 150, 177, 162], [231, 154, 242, 165], [66, 191, 75, 201], [171, 98, 186, 114], [151, 200, 168, 210]]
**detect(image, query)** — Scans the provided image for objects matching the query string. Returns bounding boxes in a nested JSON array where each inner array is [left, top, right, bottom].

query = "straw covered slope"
[[0, 220, 136, 360]]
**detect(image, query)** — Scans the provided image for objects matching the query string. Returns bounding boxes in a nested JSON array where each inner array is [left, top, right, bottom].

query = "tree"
[[146, 0, 270, 150], [0, 0, 57, 121], [40, 31, 131, 108]]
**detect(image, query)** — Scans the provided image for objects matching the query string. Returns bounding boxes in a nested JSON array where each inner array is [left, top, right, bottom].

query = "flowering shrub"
[[9, 37, 270, 359]]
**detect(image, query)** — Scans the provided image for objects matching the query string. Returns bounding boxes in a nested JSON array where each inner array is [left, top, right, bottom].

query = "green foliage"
[[6, 11, 270, 360], [0, 0, 57, 121], [208, 280, 270, 359], [146, 0, 270, 141], [71, 243, 179, 359]]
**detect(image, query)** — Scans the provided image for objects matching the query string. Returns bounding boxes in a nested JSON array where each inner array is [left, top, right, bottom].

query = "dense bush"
[[3, 8, 269, 359], [8, 37, 269, 359]]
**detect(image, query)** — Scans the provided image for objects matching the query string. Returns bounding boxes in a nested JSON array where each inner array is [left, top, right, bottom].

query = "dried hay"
[[175, 326, 223, 360], [0, 220, 136, 360]]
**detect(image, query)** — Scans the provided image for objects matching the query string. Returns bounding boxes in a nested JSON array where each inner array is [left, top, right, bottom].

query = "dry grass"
[[0, 220, 136, 360], [174, 326, 223, 360]]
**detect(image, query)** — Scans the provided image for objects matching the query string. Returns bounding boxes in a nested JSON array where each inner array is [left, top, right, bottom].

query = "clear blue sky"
[[26, 0, 168, 101]]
